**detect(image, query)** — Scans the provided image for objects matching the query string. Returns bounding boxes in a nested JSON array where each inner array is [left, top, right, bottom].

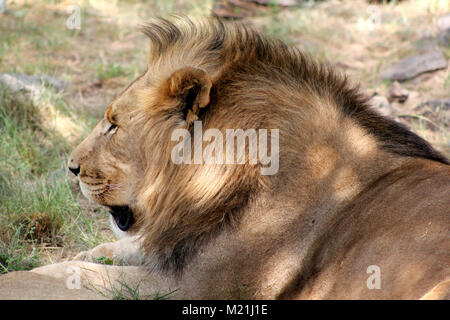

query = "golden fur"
[[0, 17, 448, 299]]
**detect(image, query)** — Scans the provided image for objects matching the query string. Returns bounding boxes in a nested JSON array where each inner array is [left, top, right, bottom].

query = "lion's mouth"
[[108, 205, 134, 231]]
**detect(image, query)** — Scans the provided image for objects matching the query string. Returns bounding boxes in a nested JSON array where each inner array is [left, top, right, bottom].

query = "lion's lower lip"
[[108, 205, 134, 231]]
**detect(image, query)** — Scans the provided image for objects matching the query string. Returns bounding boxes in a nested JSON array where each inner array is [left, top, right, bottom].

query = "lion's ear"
[[165, 67, 212, 123]]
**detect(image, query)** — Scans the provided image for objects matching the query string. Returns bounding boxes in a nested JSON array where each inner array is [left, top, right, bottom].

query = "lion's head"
[[68, 18, 272, 272], [68, 17, 447, 274]]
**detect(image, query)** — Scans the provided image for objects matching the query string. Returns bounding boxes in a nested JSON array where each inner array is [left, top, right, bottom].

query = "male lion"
[[1, 17, 449, 300]]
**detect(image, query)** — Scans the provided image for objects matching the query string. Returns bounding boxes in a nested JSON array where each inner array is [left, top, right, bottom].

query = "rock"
[[438, 28, 450, 46], [437, 13, 450, 32], [420, 28, 433, 40], [0, 73, 67, 99], [0, 0, 6, 14], [37, 74, 67, 91], [380, 48, 448, 81], [369, 94, 393, 117], [388, 81, 409, 103], [417, 99, 450, 111], [0, 73, 41, 98]]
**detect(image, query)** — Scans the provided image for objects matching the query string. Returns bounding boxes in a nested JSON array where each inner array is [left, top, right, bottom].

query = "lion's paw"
[[73, 243, 115, 264], [72, 236, 144, 266]]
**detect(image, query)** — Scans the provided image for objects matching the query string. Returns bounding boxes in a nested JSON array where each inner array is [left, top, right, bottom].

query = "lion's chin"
[[79, 181, 135, 233]]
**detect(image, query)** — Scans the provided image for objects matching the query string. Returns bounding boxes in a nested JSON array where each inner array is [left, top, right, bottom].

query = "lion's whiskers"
[[106, 183, 125, 190]]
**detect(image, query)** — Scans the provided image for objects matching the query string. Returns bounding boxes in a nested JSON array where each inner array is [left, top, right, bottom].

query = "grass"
[[84, 266, 179, 300], [0, 86, 110, 272], [0, 227, 40, 274], [95, 255, 114, 265], [0, 0, 448, 275], [95, 63, 134, 81], [107, 280, 178, 300]]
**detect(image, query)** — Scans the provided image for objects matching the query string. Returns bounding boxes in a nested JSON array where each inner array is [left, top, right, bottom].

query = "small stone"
[[0, 73, 67, 99], [380, 48, 448, 81], [438, 28, 450, 46], [388, 81, 409, 103], [420, 28, 433, 40], [437, 13, 450, 31], [370, 94, 392, 117]]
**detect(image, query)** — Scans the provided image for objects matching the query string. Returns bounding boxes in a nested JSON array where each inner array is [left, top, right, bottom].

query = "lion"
[[0, 17, 449, 300]]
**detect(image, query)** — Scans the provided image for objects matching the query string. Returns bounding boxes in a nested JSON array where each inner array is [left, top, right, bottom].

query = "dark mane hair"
[[140, 16, 448, 165]]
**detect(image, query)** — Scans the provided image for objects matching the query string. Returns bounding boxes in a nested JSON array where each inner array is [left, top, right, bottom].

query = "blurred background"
[[0, 0, 448, 279]]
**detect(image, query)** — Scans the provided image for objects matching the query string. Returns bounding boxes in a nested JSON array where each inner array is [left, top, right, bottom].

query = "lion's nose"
[[68, 157, 80, 176], [69, 165, 80, 176]]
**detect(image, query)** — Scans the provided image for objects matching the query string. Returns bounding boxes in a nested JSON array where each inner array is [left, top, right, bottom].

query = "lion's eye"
[[107, 123, 117, 134]]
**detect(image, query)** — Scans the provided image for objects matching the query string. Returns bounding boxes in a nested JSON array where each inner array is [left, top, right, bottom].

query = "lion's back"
[[294, 159, 450, 299]]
